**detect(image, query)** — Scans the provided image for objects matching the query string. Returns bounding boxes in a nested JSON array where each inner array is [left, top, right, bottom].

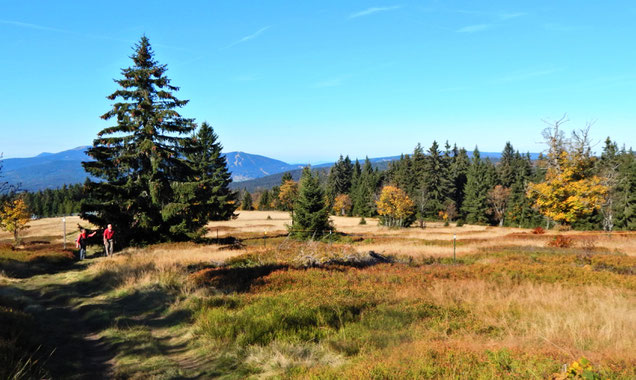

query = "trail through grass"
[[0, 212, 634, 378]]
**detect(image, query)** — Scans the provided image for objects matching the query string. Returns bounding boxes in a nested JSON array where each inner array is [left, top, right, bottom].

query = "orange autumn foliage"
[[376, 185, 415, 228], [332, 194, 352, 216], [278, 180, 299, 212], [0, 197, 30, 244], [528, 151, 608, 226]]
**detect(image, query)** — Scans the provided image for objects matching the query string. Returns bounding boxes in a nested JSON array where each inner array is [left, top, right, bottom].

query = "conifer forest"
[[1, 24, 635, 380]]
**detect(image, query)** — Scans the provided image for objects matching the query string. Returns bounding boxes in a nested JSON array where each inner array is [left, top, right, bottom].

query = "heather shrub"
[[532, 227, 546, 235], [547, 235, 574, 248]]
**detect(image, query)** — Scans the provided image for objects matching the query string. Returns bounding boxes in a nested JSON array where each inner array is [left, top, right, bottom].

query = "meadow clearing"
[[0, 211, 634, 379]]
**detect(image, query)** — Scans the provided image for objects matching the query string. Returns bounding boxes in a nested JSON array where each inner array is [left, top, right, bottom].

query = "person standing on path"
[[103, 224, 115, 256], [76, 228, 97, 260]]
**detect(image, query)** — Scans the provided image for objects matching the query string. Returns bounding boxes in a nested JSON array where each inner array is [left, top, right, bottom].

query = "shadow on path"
[[2, 258, 192, 378]]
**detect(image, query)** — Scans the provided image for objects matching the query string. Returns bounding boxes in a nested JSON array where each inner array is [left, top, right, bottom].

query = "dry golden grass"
[[206, 211, 636, 256], [207, 210, 291, 236], [4, 212, 634, 378], [4, 212, 633, 257], [88, 242, 245, 290], [0, 215, 90, 244], [422, 279, 636, 362]]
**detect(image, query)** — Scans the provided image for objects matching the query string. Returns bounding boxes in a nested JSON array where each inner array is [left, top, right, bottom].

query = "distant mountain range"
[[229, 155, 401, 192], [1, 147, 93, 192], [1, 146, 539, 192], [224, 152, 303, 182], [229, 151, 546, 192], [1, 147, 304, 191]]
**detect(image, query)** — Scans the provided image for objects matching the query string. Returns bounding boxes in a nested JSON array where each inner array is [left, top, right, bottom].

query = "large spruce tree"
[[352, 157, 377, 217], [613, 147, 636, 230], [449, 145, 470, 216], [241, 190, 253, 211], [462, 148, 492, 224], [498, 142, 517, 187], [327, 155, 354, 202], [387, 154, 413, 193], [184, 122, 237, 222], [422, 141, 453, 217], [291, 167, 332, 239], [82, 36, 232, 245]]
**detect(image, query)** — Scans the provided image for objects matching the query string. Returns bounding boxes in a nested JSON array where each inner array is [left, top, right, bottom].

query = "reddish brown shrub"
[[547, 235, 574, 248], [532, 227, 546, 235]]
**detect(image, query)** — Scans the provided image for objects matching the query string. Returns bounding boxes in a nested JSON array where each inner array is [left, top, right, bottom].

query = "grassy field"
[[0, 211, 634, 379]]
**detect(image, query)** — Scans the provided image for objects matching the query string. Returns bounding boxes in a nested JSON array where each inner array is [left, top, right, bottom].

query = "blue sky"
[[1, 1, 635, 163]]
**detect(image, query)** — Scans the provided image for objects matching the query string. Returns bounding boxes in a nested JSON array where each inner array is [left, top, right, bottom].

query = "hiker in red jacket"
[[76, 228, 96, 260], [103, 224, 115, 257]]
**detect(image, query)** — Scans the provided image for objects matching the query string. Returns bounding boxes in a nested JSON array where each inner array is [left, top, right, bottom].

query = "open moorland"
[[1, 211, 635, 379]]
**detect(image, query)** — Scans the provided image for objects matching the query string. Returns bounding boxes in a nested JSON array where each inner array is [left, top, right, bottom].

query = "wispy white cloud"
[[0, 19, 68, 33], [452, 9, 527, 20], [498, 12, 527, 20], [456, 24, 492, 33], [349, 6, 401, 19], [227, 26, 271, 48]]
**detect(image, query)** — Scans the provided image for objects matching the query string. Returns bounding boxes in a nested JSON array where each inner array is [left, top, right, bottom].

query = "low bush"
[[552, 357, 604, 380], [532, 227, 546, 235], [547, 235, 574, 248]]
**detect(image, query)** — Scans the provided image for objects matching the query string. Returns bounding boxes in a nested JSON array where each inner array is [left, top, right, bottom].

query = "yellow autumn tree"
[[279, 180, 299, 216], [332, 194, 352, 216], [376, 185, 415, 228], [0, 197, 31, 245], [527, 119, 608, 226]]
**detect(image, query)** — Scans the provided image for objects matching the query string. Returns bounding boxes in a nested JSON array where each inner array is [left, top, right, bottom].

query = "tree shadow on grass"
[[2, 266, 198, 378], [0, 242, 100, 279], [0, 254, 81, 279], [191, 264, 288, 293], [192, 251, 396, 294], [0, 283, 115, 379]]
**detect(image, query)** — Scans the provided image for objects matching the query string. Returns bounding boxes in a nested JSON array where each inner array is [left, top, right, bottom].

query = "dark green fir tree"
[[82, 36, 234, 244], [462, 148, 491, 224], [258, 190, 271, 210], [184, 122, 237, 222], [327, 155, 354, 202], [498, 142, 517, 187], [614, 147, 636, 230], [387, 154, 413, 193], [450, 145, 470, 216], [241, 190, 253, 211], [290, 166, 333, 239], [422, 141, 453, 217], [352, 157, 377, 217]]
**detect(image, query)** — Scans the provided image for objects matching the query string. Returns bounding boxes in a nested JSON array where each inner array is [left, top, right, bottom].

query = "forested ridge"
[[244, 134, 634, 231]]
